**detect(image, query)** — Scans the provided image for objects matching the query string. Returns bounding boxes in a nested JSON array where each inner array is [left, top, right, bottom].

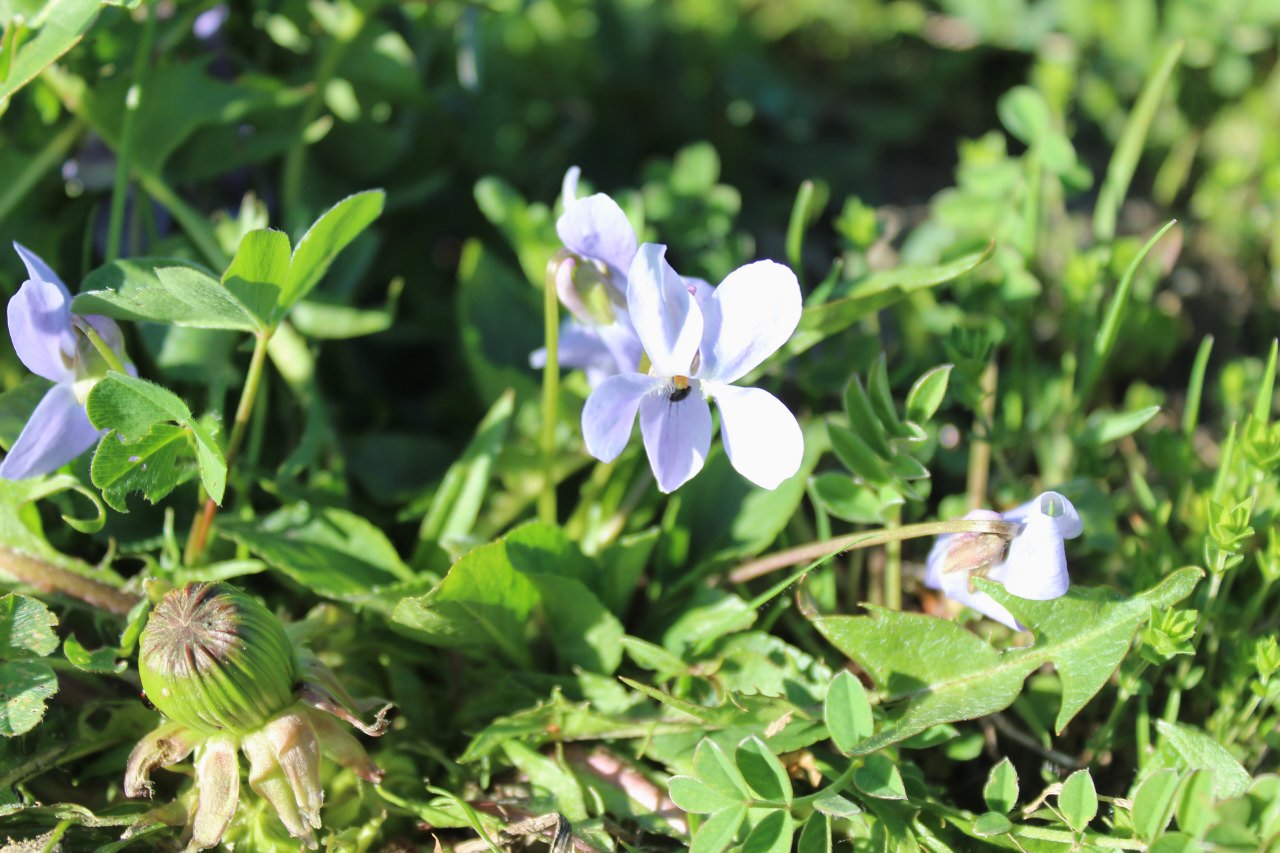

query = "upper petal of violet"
[[556, 192, 638, 283], [1002, 490, 1082, 539], [711, 383, 803, 490], [561, 165, 582, 210], [13, 242, 69, 295], [639, 389, 712, 493], [627, 244, 704, 378], [697, 260, 801, 383], [7, 277, 75, 383], [582, 372, 664, 463], [0, 383, 102, 480]]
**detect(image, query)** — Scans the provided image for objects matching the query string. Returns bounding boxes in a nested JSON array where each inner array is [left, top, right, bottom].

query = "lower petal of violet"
[[581, 373, 662, 463], [711, 383, 803, 490], [638, 389, 712, 493], [0, 383, 102, 480]]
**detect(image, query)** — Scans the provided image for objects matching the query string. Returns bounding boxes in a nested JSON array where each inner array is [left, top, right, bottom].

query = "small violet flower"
[[924, 491, 1083, 630], [582, 242, 803, 493], [0, 243, 130, 480]]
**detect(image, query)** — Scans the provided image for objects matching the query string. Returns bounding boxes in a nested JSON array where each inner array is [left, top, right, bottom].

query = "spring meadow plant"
[[1, 2, 1279, 852]]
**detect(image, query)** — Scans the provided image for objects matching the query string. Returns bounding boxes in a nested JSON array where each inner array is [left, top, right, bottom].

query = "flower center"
[[669, 375, 691, 402]]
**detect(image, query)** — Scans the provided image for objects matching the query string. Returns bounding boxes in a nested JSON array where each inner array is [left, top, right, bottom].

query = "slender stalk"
[[0, 547, 139, 615], [728, 519, 1022, 584], [884, 503, 902, 610], [184, 332, 272, 564], [0, 119, 84, 224], [966, 359, 998, 511], [538, 261, 562, 525], [105, 2, 157, 263], [281, 34, 350, 227], [79, 322, 128, 374]]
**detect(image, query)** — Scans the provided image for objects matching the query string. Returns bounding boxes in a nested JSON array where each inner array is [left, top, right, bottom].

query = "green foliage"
[[0, 593, 59, 736]]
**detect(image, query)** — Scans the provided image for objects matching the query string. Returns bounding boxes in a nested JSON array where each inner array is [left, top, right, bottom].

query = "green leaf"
[[62, 634, 125, 673], [740, 810, 794, 853], [842, 376, 893, 459], [1174, 769, 1216, 837], [983, 757, 1019, 814], [669, 777, 740, 814], [693, 738, 750, 800], [972, 812, 1012, 837], [0, 594, 58, 659], [690, 805, 746, 853], [853, 753, 906, 800], [90, 424, 192, 512], [1154, 720, 1251, 799], [735, 737, 792, 803], [811, 568, 1201, 752], [1079, 405, 1161, 446], [811, 474, 883, 524], [621, 635, 690, 679], [796, 813, 831, 853], [281, 190, 385, 309], [829, 424, 890, 484], [786, 243, 993, 357], [223, 229, 290, 327], [905, 365, 953, 423], [0, 659, 57, 736], [0, 0, 100, 108], [998, 86, 1052, 145], [868, 354, 906, 437], [220, 505, 413, 607], [1133, 768, 1181, 840], [73, 261, 263, 332], [824, 671, 873, 754], [1149, 832, 1196, 853], [1058, 769, 1098, 832], [85, 372, 226, 504], [812, 793, 861, 819], [501, 741, 588, 821]]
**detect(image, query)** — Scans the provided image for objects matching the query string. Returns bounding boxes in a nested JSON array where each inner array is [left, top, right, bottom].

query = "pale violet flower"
[[0, 243, 130, 480], [582, 243, 803, 493], [924, 491, 1083, 630]]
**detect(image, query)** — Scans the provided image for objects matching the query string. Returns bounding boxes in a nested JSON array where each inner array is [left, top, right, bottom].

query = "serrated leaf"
[[735, 736, 792, 803], [85, 373, 225, 504], [690, 805, 746, 853], [74, 260, 262, 332], [281, 189, 385, 310], [843, 377, 893, 458], [0, 659, 57, 736], [905, 365, 952, 423], [223, 229, 290, 326], [0, 594, 58, 659], [1133, 768, 1181, 840], [1059, 769, 1098, 831], [983, 757, 1019, 813], [90, 424, 191, 512], [796, 813, 831, 853], [741, 810, 794, 853], [853, 753, 906, 800], [811, 568, 1201, 752], [825, 671, 873, 754], [669, 777, 740, 814], [1154, 720, 1251, 798]]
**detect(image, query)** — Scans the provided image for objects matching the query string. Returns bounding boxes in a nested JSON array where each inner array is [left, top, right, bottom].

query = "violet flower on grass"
[[582, 243, 803, 493], [0, 243, 130, 480], [924, 491, 1083, 630]]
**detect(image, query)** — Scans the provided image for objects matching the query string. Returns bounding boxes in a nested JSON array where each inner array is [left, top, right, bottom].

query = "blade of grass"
[[1252, 338, 1277, 422], [1093, 40, 1184, 241], [1080, 219, 1178, 404], [1182, 335, 1214, 439]]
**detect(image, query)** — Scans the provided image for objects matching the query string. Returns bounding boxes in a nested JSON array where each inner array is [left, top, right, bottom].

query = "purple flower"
[[0, 243, 129, 480], [924, 491, 1083, 630], [582, 243, 803, 493]]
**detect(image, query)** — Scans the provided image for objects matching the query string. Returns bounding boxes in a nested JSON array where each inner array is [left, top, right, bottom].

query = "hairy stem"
[[0, 547, 139, 615]]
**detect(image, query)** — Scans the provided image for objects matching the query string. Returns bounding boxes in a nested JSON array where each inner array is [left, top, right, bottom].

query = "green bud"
[[139, 583, 297, 735]]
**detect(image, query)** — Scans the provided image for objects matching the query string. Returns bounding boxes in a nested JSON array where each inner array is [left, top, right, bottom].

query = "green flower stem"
[[80, 322, 128, 374], [184, 332, 272, 565], [0, 546, 139, 615], [538, 262, 561, 525], [884, 503, 902, 611], [790, 760, 858, 813], [0, 118, 84, 225], [728, 519, 1023, 584], [105, 2, 157, 263]]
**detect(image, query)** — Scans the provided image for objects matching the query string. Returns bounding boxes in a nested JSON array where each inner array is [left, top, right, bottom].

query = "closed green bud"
[[140, 583, 297, 736]]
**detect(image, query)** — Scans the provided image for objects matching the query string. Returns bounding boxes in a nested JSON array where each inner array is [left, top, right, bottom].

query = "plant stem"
[[184, 332, 272, 564], [728, 519, 1022, 584], [79, 322, 128, 374], [966, 359, 998, 511], [0, 547, 139, 615], [884, 503, 902, 610], [0, 118, 84, 225], [105, 2, 157, 263], [281, 33, 350, 228], [538, 260, 562, 525], [1009, 825, 1145, 850]]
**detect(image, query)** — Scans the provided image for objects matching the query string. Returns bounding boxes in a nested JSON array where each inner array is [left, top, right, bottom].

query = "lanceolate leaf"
[[281, 190, 386, 310], [811, 568, 1201, 751]]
